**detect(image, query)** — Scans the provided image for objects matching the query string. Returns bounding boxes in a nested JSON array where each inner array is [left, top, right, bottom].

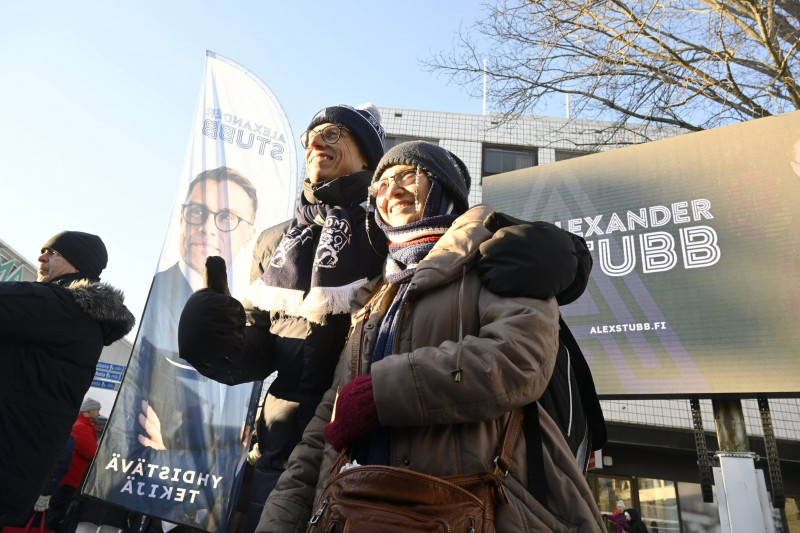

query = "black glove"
[[204, 255, 230, 296], [178, 256, 246, 378], [478, 212, 592, 305]]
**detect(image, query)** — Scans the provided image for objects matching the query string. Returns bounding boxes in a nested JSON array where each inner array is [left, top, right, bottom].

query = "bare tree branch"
[[424, 0, 800, 146]]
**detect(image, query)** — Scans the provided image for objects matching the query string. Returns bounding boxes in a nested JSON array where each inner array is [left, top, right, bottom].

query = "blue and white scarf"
[[250, 172, 385, 324]]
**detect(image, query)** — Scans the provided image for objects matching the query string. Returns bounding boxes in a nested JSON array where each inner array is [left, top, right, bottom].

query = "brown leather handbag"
[[306, 408, 524, 533]]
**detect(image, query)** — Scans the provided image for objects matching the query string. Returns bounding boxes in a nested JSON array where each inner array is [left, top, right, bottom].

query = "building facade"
[[373, 107, 800, 533]]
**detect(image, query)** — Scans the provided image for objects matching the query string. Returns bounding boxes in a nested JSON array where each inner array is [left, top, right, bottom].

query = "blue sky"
[[0, 1, 560, 334]]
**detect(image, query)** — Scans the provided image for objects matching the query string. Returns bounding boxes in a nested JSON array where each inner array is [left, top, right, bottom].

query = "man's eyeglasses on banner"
[[181, 204, 254, 232]]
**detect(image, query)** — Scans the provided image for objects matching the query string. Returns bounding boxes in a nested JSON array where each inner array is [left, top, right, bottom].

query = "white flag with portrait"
[[84, 51, 297, 532]]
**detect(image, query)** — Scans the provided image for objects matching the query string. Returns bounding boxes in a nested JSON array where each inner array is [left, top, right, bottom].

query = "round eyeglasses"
[[299, 124, 350, 149], [181, 204, 253, 232], [369, 168, 419, 198]]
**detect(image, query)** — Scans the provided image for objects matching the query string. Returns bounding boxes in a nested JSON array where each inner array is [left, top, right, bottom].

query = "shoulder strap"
[[522, 402, 547, 506], [524, 317, 608, 508], [493, 408, 524, 476], [558, 316, 607, 450]]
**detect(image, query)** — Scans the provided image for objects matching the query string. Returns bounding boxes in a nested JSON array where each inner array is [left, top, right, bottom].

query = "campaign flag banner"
[[84, 51, 297, 531], [483, 111, 800, 398]]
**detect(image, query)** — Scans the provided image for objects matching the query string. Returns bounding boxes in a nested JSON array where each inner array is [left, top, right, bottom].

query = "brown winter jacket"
[[258, 205, 604, 532]]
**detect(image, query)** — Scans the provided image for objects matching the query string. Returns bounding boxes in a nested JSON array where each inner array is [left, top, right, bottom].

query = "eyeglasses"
[[299, 124, 350, 149], [181, 204, 253, 232], [369, 168, 419, 198]]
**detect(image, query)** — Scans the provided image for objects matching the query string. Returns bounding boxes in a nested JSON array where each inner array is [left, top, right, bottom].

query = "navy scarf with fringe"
[[253, 172, 385, 324]]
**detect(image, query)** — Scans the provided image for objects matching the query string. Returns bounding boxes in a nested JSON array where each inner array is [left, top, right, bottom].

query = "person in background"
[[179, 103, 389, 533], [603, 499, 630, 532], [47, 398, 102, 533], [8, 435, 77, 531], [624, 508, 650, 533], [0, 231, 135, 529], [257, 141, 604, 532]]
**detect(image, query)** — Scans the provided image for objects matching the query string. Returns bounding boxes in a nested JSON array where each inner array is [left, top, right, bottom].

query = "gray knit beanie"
[[80, 397, 101, 412], [306, 103, 386, 170], [373, 141, 471, 214]]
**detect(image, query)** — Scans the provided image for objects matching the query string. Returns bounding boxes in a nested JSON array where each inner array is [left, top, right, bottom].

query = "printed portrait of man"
[[145, 167, 259, 354], [89, 166, 260, 525], [179, 167, 258, 288]]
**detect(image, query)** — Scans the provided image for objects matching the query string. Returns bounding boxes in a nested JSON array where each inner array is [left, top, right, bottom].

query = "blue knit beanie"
[[306, 103, 386, 170]]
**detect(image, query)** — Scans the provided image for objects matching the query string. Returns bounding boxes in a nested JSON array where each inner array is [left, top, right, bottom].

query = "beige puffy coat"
[[258, 205, 603, 532]]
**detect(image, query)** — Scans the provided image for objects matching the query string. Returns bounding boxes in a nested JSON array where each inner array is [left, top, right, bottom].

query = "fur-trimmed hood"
[[67, 279, 136, 345]]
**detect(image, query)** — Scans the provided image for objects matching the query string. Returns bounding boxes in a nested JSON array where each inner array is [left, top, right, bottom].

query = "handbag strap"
[[21, 513, 37, 532], [344, 281, 525, 489], [493, 408, 524, 478], [19, 511, 46, 533], [349, 281, 393, 380]]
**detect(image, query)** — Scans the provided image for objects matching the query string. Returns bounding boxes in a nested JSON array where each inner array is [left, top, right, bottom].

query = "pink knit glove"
[[324, 375, 380, 452]]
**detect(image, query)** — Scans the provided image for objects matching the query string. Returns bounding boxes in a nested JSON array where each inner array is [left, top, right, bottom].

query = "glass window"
[[482, 146, 537, 178], [677, 482, 721, 533], [555, 149, 593, 162], [784, 496, 799, 533], [638, 478, 680, 533], [384, 136, 437, 151], [593, 475, 633, 533]]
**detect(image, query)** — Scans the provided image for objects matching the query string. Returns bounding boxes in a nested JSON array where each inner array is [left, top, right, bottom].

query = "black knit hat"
[[373, 141, 471, 214], [41, 231, 108, 280], [306, 103, 386, 170]]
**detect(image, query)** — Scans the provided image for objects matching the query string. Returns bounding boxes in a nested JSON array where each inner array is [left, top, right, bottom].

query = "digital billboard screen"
[[484, 112, 800, 397]]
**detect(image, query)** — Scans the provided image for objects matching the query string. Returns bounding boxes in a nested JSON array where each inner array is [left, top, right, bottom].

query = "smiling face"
[[375, 164, 432, 227], [179, 178, 256, 274], [37, 249, 78, 282], [305, 123, 368, 183]]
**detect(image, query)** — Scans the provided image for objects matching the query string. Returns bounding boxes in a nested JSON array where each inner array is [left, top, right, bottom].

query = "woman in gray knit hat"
[[259, 141, 604, 532]]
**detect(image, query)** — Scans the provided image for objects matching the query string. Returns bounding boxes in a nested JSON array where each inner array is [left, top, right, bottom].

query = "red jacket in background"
[[60, 414, 98, 488]]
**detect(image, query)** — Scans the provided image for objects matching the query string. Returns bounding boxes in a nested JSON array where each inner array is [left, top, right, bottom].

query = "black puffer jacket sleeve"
[[478, 211, 592, 304]]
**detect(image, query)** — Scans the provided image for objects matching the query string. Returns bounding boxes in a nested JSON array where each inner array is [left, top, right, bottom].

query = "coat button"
[[365, 323, 374, 329], [402, 457, 410, 466]]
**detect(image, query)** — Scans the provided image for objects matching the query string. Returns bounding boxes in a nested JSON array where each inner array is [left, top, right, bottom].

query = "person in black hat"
[[179, 102, 390, 533], [0, 231, 134, 528], [37, 230, 108, 282]]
